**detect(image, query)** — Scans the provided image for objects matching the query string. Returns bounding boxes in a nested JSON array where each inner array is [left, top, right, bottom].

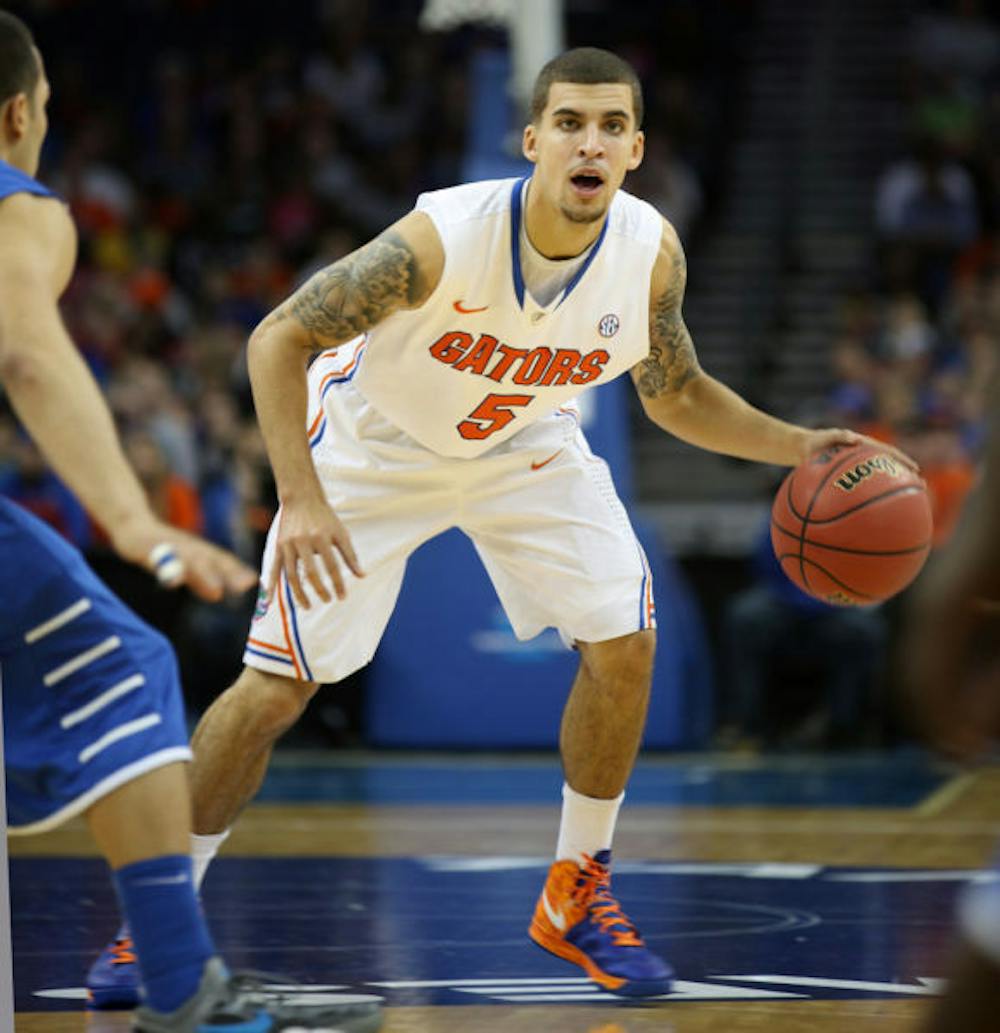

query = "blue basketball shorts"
[[1, 498, 191, 834]]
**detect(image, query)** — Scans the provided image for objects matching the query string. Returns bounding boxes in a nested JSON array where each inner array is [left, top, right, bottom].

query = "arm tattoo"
[[633, 242, 700, 399], [275, 230, 429, 346]]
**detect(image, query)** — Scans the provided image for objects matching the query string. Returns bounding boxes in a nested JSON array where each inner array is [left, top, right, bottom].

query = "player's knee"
[[582, 629, 655, 689], [234, 667, 318, 740], [621, 629, 656, 683]]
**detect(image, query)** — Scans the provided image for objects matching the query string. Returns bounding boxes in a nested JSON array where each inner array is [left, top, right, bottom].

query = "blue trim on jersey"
[[319, 363, 361, 402], [244, 646, 294, 667], [0, 158, 57, 201], [509, 177, 528, 308], [308, 419, 327, 450], [509, 176, 611, 312], [283, 580, 314, 682]]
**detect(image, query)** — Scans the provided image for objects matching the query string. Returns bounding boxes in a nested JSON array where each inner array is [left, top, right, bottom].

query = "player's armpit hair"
[[633, 243, 699, 399], [279, 229, 430, 346]]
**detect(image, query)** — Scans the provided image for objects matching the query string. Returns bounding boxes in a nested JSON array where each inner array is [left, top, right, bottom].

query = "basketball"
[[771, 444, 933, 606]]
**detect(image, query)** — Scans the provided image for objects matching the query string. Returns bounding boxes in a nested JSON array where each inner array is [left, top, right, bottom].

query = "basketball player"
[[903, 374, 1000, 1033], [0, 11, 381, 1032], [93, 46, 915, 1002]]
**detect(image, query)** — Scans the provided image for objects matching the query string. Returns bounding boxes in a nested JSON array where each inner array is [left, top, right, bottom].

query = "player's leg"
[[560, 631, 655, 801], [189, 668, 318, 834], [91, 377, 447, 1011], [84, 761, 217, 1016], [463, 415, 671, 997], [529, 630, 670, 998]]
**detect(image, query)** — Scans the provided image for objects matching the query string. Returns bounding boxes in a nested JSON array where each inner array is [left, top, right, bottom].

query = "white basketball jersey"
[[349, 176, 663, 458]]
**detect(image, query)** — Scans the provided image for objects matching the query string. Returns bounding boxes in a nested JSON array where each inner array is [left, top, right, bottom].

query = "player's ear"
[[627, 130, 645, 172], [522, 124, 538, 164], [1, 93, 28, 140]]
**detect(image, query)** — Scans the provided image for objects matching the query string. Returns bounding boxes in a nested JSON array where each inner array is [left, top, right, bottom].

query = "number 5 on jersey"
[[457, 393, 534, 440]]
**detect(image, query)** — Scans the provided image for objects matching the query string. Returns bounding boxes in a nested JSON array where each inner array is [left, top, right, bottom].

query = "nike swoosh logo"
[[542, 891, 568, 932], [531, 450, 562, 471], [453, 300, 489, 314]]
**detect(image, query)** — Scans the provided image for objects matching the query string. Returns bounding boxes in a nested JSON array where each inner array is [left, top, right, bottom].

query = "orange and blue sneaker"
[[86, 924, 141, 1010], [529, 850, 673, 998]]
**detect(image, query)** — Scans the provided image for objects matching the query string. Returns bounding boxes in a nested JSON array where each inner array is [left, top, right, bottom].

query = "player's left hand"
[[799, 428, 920, 474]]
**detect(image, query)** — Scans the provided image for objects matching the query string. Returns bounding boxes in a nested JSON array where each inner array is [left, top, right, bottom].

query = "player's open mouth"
[[570, 173, 604, 198]]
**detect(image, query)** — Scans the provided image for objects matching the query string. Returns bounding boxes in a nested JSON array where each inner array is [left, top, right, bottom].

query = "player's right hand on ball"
[[112, 516, 258, 602], [268, 493, 364, 608]]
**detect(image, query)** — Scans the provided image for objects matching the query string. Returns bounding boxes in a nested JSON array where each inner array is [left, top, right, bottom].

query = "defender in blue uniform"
[[0, 12, 381, 1033]]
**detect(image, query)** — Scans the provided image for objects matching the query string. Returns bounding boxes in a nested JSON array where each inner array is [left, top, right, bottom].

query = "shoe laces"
[[572, 855, 645, 948], [110, 937, 137, 966]]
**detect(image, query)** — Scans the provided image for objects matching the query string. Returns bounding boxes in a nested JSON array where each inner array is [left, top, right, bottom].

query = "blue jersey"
[[0, 157, 56, 202]]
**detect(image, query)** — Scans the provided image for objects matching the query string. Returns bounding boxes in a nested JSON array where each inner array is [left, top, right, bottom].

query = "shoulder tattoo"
[[633, 242, 700, 399], [275, 230, 430, 345]]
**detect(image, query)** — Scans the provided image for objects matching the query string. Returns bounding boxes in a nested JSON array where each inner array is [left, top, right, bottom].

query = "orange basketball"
[[771, 444, 933, 605]]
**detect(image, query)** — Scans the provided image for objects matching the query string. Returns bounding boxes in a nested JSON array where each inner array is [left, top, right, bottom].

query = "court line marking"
[[913, 770, 979, 817]]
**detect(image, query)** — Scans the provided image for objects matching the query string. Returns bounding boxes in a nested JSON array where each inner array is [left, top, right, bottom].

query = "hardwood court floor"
[[10, 756, 1000, 1033], [13, 998, 932, 1032]]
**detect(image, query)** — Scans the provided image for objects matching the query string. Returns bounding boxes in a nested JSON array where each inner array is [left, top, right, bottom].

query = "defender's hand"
[[111, 517, 258, 602], [800, 428, 920, 474], [268, 493, 364, 608]]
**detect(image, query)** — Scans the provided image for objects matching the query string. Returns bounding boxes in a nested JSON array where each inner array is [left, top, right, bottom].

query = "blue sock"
[[112, 854, 215, 1013]]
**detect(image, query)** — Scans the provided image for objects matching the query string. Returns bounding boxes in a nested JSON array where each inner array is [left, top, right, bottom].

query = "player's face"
[[522, 82, 644, 225]]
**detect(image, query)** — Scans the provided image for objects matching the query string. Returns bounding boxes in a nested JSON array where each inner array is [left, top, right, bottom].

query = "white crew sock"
[[555, 782, 625, 866], [191, 830, 230, 892]]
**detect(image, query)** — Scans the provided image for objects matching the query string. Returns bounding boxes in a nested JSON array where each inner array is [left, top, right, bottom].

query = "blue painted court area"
[[14, 857, 958, 1010], [254, 752, 948, 807]]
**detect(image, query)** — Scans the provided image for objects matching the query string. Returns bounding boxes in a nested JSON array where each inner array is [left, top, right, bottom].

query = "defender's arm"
[[0, 193, 254, 599], [0, 195, 157, 535]]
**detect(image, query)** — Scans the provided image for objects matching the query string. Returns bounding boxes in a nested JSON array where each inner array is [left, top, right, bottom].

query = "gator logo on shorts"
[[253, 586, 269, 621]]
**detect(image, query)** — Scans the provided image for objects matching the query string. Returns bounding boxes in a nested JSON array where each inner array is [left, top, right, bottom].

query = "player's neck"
[[523, 180, 605, 260], [0, 143, 34, 176]]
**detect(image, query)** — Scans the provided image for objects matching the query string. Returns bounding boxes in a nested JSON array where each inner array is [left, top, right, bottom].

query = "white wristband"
[[149, 542, 185, 586]]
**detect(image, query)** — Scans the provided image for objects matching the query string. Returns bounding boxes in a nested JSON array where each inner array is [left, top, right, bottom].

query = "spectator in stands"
[[124, 429, 203, 535], [876, 136, 979, 311]]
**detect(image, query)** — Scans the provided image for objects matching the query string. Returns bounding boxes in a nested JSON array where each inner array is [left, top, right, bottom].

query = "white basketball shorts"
[[244, 349, 655, 684]]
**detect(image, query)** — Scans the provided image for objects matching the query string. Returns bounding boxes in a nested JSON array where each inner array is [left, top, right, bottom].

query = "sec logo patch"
[[598, 313, 620, 338]]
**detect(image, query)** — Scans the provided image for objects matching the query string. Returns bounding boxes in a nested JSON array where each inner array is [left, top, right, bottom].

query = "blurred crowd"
[[829, 0, 998, 545]]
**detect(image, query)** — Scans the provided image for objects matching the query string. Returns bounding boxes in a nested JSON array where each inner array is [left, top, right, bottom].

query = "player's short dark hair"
[[530, 47, 643, 128], [0, 11, 39, 107]]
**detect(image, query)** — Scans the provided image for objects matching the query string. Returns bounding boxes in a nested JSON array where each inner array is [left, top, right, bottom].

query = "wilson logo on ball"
[[834, 454, 905, 493]]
